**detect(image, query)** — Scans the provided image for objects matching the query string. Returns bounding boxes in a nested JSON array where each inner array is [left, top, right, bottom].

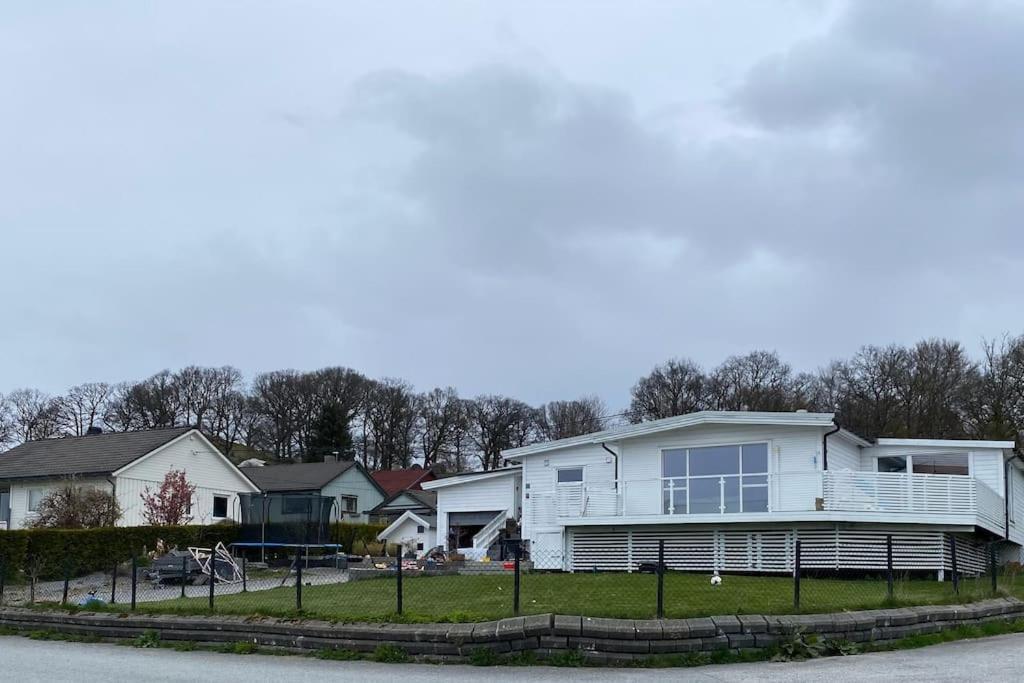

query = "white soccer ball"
[[710, 574, 722, 586]]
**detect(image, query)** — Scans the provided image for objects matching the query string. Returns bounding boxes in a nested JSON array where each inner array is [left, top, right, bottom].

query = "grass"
[[109, 571, 1023, 623]]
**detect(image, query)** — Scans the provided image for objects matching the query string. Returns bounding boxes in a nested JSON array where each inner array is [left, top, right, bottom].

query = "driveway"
[[2, 633, 1023, 682]]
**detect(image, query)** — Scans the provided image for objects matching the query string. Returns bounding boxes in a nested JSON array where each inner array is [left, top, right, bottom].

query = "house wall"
[[115, 432, 256, 526], [827, 436, 861, 471], [862, 444, 1005, 496], [7, 477, 111, 530], [379, 516, 436, 557], [435, 473, 520, 548], [1008, 464, 1024, 550], [321, 467, 385, 524]]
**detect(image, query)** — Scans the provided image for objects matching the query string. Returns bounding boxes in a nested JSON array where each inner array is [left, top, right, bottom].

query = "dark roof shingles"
[[241, 460, 359, 492], [0, 427, 194, 480]]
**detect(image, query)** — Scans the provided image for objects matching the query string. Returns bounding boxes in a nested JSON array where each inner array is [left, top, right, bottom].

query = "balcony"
[[529, 471, 1005, 535]]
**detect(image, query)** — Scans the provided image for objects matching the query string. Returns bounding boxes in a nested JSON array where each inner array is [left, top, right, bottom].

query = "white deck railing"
[[528, 471, 1005, 533]]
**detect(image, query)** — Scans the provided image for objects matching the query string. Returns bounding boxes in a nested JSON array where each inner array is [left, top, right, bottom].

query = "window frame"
[[341, 495, 359, 514], [555, 467, 585, 485], [212, 495, 229, 519], [27, 488, 45, 513], [660, 441, 771, 515], [873, 453, 970, 477]]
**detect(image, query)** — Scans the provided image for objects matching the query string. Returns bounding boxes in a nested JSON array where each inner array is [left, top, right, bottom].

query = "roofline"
[[244, 459, 388, 496], [377, 510, 432, 541], [874, 438, 1017, 450], [501, 411, 838, 460], [112, 429, 261, 493], [0, 471, 116, 484], [837, 428, 873, 448], [371, 488, 437, 512], [420, 467, 521, 490]]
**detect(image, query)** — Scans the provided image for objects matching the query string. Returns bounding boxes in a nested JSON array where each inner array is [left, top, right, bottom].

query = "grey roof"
[[0, 427, 194, 481], [241, 460, 361, 492], [372, 488, 437, 513]]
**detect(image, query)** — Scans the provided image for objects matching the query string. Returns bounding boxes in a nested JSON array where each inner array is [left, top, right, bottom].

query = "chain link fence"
[[0, 534, 1019, 621]]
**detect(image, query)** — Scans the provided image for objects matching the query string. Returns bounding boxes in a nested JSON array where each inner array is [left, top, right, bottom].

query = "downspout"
[[1004, 449, 1022, 541], [600, 442, 619, 514], [822, 425, 841, 472]]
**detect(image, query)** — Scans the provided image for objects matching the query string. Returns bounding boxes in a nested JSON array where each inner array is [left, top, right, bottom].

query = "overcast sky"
[[2, 0, 1023, 407]]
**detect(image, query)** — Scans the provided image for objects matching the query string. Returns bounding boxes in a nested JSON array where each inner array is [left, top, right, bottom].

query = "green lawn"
[[126, 571, 1024, 623]]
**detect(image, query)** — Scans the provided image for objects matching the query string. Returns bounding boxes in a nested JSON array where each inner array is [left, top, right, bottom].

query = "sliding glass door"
[[662, 443, 769, 514]]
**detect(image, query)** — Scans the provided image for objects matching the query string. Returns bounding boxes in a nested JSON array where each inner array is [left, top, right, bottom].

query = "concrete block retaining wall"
[[1, 598, 1022, 664]]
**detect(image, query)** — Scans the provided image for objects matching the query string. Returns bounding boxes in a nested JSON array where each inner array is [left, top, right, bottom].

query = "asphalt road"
[[3, 633, 1024, 682]]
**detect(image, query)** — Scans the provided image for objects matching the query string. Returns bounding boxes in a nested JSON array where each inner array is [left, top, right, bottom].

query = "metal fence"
[[0, 534, 1019, 621]]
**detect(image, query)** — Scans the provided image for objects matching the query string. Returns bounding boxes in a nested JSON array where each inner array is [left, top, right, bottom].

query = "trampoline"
[[236, 492, 339, 563]]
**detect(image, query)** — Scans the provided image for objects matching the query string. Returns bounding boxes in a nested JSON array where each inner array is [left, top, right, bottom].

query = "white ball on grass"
[[710, 574, 722, 586]]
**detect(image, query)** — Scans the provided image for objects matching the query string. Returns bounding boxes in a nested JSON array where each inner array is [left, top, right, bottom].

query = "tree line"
[[1, 334, 1021, 472]]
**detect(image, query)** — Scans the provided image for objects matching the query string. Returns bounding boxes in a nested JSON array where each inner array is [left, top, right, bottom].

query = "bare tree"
[[540, 396, 607, 440], [628, 358, 708, 423], [8, 388, 61, 442], [57, 382, 114, 436], [363, 378, 420, 470], [0, 392, 14, 449], [708, 350, 804, 412], [418, 387, 466, 468], [106, 371, 180, 431], [469, 395, 540, 470]]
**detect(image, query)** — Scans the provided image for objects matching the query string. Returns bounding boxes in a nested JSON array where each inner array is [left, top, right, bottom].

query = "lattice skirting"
[[565, 524, 1005, 574]]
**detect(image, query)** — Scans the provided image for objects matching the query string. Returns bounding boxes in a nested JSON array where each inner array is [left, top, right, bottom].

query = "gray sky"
[[2, 0, 1023, 407]]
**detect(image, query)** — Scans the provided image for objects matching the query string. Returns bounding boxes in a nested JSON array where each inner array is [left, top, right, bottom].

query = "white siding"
[[378, 516, 436, 557], [864, 444, 1005, 497], [115, 431, 256, 526], [827, 435, 861, 471], [1008, 465, 1024, 546], [322, 466, 385, 524], [435, 472, 520, 547], [616, 423, 825, 515], [522, 443, 613, 540], [971, 452, 1003, 494], [7, 477, 111, 530]]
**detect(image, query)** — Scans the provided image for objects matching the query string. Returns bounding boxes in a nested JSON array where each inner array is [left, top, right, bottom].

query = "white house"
[[426, 411, 1024, 575], [0, 427, 260, 529], [376, 510, 437, 558], [420, 467, 522, 556]]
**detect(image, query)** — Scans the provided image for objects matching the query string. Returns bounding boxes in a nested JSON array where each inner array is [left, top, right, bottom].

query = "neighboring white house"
[[0, 427, 260, 529], [426, 411, 1024, 575], [241, 458, 387, 524], [420, 467, 522, 556], [376, 510, 437, 558]]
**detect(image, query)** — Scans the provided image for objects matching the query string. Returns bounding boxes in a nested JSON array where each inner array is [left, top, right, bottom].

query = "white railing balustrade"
[[533, 470, 1003, 534]]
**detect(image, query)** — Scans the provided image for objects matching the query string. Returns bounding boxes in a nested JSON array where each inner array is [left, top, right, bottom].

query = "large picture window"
[[661, 443, 769, 514]]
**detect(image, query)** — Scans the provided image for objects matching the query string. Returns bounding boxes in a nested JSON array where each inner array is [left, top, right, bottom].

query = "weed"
[[372, 644, 409, 663], [217, 641, 259, 655], [314, 648, 363, 661], [132, 630, 161, 648], [173, 641, 197, 652], [468, 647, 503, 666], [547, 648, 586, 667]]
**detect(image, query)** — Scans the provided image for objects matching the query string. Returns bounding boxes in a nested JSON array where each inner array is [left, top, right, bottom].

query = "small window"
[[27, 489, 45, 512], [877, 456, 907, 473], [213, 495, 228, 519], [416, 525, 425, 534], [416, 542, 424, 551], [283, 497, 311, 515], [556, 468, 584, 484], [342, 496, 358, 513]]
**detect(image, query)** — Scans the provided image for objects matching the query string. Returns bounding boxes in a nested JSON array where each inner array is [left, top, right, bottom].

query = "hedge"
[[331, 522, 388, 553], [0, 525, 240, 580]]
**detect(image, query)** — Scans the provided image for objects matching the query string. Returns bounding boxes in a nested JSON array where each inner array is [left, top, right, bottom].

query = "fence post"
[[656, 540, 665, 619], [181, 556, 187, 599], [990, 543, 998, 595], [0, 556, 5, 607], [513, 542, 521, 617], [62, 558, 70, 606], [130, 556, 137, 611], [242, 557, 248, 593], [950, 535, 959, 596], [793, 540, 802, 611], [396, 555, 403, 615], [208, 552, 216, 610], [110, 562, 117, 604], [296, 560, 303, 612], [886, 535, 894, 602]]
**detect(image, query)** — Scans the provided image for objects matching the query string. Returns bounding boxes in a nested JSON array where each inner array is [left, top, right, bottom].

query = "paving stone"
[[569, 636, 650, 654], [685, 617, 717, 638], [538, 636, 568, 649], [737, 614, 768, 633], [470, 621, 499, 643], [522, 613, 552, 636], [553, 615, 582, 636], [445, 623, 476, 645], [660, 619, 690, 639], [633, 620, 664, 640], [727, 633, 756, 648], [507, 637, 539, 651], [496, 617, 525, 641], [581, 617, 635, 639], [711, 615, 742, 634], [648, 638, 702, 654], [699, 635, 730, 651]]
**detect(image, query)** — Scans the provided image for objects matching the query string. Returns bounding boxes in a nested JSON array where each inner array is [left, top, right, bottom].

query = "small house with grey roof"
[[240, 458, 386, 524]]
